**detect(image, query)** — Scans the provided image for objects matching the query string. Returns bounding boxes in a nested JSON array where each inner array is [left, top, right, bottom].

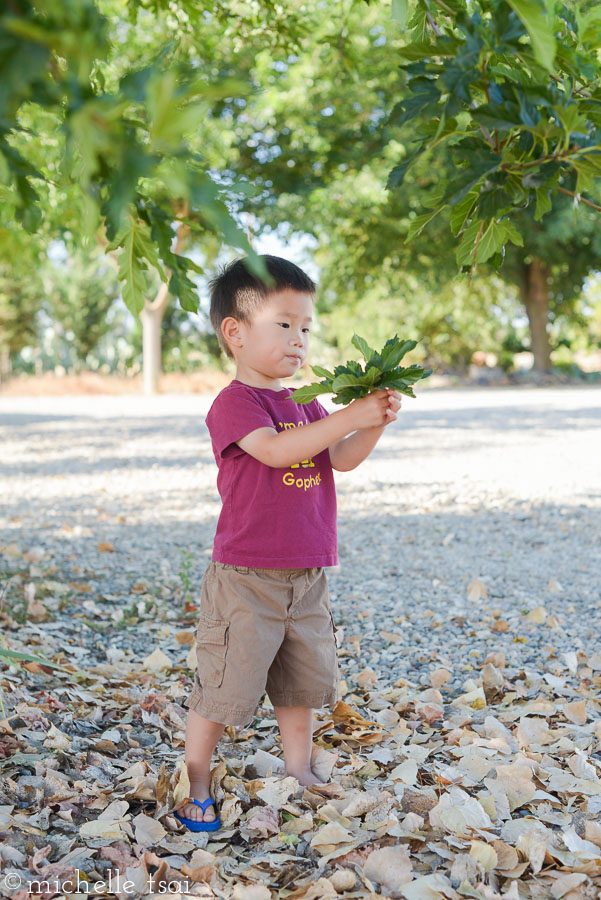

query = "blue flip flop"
[[173, 797, 221, 832]]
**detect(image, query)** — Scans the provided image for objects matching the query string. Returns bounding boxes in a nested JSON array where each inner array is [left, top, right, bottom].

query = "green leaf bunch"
[[0, 1, 270, 315], [292, 333, 432, 405], [386, 0, 601, 273]]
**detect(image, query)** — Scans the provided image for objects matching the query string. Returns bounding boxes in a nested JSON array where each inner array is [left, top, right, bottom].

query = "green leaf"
[[534, 186, 552, 220], [572, 152, 601, 194], [331, 385, 368, 404], [450, 191, 478, 236], [578, 5, 601, 46], [506, 0, 556, 71], [332, 372, 363, 392], [502, 219, 524, 247], [405, 205, 446, 243], [397, 39, 456, 60], [291, 383, 332, 404], [351, 332, 376, 363], [455, 219, 484, 268], [475, 220, 507, 264], [395, 364, 432, 384], [553, 104, 588, 136], [358, 365, 382, 386], [310, 364, 335, 381], [0, 646, 71, 671], [334, 360, 363, 377], [380, 338, 417, 369], [456, 217, 524, 268], [471, 103, 522, 132], [443, 161, 502, 208], [387, 149, 423, 188], [107, 215, 165, 315], [391, 0, 409, 27], [376, 377, 418, 397]]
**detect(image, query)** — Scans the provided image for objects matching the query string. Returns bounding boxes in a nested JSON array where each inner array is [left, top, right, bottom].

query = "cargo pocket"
[[329, 611, 340, 649], [195, 614, 229, 688]]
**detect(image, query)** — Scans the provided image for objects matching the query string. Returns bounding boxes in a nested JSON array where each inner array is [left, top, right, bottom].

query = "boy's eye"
[[278, 322, 290, 328], [302, 328, 310, 333]]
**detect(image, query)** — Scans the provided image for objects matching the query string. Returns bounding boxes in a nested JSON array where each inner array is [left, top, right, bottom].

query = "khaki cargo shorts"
[[184, 561, 339, 727]]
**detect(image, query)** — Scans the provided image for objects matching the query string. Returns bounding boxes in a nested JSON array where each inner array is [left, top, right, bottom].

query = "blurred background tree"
[[43, 244, 120, 369], [1, 0, 600, 386]]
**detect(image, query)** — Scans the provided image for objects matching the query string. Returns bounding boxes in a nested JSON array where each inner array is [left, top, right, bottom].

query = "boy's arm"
[[328, 390, 402, 471], [236, 390, 392, 468]]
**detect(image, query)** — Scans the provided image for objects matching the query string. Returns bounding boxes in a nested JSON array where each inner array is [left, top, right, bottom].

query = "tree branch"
[[557, 186, 601, 213], [431, 0, 456, 16]]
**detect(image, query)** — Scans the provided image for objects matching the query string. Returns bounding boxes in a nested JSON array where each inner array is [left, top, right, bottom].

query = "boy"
[[175, 255, 401, 830]]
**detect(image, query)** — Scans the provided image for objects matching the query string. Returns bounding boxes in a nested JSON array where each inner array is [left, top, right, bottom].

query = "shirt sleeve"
[[313, 398, 330, 420], [206, 387, 276, 459]]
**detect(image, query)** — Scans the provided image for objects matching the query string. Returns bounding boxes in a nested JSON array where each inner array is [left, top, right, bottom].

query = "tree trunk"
[[0, 347, 12, 383], [140, 217, 189, 395], [141, 286, 168, 395], [521, 259, 552, 372], [98, 210, 189, 396]]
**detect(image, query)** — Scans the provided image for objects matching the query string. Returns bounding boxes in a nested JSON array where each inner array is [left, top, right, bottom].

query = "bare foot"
[[286, 767, 326, 787], [176, 782, 217, 823]]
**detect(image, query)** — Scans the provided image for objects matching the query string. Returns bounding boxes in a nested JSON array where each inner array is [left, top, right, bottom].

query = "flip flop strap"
[[190, 798, 215, 812]]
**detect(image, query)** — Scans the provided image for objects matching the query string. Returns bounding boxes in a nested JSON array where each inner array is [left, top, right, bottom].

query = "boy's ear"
[[221, 316, 243, 352]]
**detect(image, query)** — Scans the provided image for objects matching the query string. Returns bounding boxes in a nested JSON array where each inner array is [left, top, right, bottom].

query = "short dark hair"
[[209, 254, 317, 358]]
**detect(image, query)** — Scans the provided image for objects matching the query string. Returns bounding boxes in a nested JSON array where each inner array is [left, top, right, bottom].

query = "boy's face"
[[225, 288, 314, 388]]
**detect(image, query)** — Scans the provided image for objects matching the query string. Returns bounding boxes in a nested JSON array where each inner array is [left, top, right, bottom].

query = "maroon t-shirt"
[[205, 379, 338, 568]]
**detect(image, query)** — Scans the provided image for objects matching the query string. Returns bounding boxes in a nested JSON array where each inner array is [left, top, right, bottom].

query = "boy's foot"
[[176, 785, 217, 823], [285, 767, 327, 787]]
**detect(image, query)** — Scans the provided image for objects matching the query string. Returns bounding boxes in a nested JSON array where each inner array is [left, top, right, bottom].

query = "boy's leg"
[[179, 710, 225, 822], [273, 705, 325, 786]]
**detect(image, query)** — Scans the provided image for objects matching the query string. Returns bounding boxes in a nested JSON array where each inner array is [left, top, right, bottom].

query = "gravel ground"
[[1, 385, 600, 696]]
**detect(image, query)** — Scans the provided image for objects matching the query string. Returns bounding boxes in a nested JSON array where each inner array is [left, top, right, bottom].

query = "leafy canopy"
[[0, 0, 278, 314], [292, 333, 432, 405], [380, 0, 601, 272]]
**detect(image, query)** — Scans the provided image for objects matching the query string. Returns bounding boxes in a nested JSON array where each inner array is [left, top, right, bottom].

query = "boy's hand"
[[385, 389, 402, 424], [345, 390, 393, 430]]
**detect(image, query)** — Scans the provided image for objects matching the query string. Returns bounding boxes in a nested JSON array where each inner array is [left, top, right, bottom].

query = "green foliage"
[[292, 333, 432, 405], [386, 0, 601, 272], [0, 0, 271, 314], [44, 246, 120, 363], [0, 257, 42, 359]]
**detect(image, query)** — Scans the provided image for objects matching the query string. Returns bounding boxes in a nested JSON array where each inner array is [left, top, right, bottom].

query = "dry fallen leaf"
[[467, 578, 488, 602], [550, 873, 588, 898], [525, 605, 547, 624], [469, 839, 498, 871], [390, 759, 419, 786], [363, 846, 413, 898], [430, 668, 452, 690], [233, 885, 272, 900], [329, 869, 356, 892], [310, 822, 355, 855], [132, 813, 166, 846], [400, 871, 455, 900], [562, 699, 587, 725], [245, 805, 280, 838], [141, 646, 172, 671]]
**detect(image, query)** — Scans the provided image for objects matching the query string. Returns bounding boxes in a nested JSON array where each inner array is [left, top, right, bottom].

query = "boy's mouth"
[[286, 355, 302, 363]]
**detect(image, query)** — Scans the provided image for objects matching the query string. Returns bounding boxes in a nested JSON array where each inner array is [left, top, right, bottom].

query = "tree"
[[4, 1, 600, 376], [0, 260, 42, 382], [44, 245, 120, 368], [0, 1, 329, 390], [381, 0, 601, 368], [500, 198, 601, 369], [221, 0, 601, 371]]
